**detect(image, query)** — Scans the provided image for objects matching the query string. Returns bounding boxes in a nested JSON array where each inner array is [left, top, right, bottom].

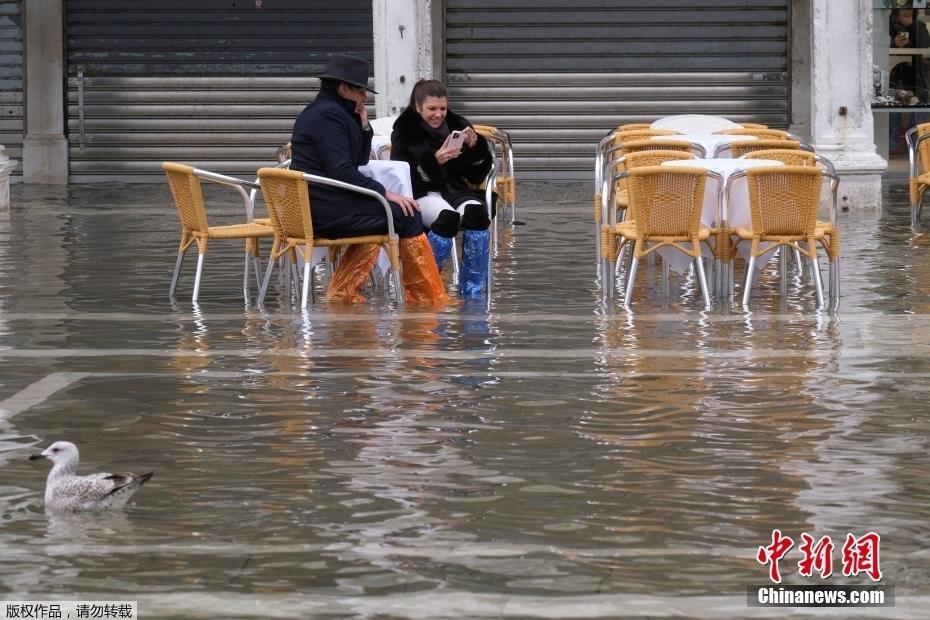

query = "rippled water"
[[0, 180, 929, 618]]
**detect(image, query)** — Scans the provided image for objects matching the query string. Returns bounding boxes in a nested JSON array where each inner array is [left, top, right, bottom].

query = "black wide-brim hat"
[[318, 55, 377, 93]]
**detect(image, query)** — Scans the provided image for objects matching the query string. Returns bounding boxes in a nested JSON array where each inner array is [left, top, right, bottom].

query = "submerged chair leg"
[[662, 258, 670, 299], [258, 256, 277, 307], [192, 253, 206, 303], [694, 257, 711, 310], [169, 250, 186, 299], [779, 247, 788, 299], [242, 252, 252, 305], [741, 256, 757, 308], [300, 260, 312, 309], [623, 256, 640, 310], [811, 256, 825, 308]]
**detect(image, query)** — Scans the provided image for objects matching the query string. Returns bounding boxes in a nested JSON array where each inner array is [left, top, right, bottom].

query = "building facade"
[[14, 0, 883, 206]]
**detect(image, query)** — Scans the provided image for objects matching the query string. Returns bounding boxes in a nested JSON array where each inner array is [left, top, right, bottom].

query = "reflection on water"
[[0, 182, 929, 617]]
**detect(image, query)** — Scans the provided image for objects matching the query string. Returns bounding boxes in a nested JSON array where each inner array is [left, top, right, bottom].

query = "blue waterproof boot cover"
[[426, 230, 455, 271], [459, 229, 490, 298]]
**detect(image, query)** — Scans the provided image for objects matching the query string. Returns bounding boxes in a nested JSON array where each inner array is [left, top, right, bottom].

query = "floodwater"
[[0, 179, 929, 618]]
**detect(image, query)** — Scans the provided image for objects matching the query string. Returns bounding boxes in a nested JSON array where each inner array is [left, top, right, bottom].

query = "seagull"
[[30, 441, 153, 513]]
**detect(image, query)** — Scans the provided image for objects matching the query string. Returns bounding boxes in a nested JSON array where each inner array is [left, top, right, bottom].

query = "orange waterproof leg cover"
[[325, 243, 380, 304], [399, 235, 449, 306]]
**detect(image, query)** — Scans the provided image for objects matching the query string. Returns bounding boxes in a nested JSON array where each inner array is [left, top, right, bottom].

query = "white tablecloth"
[[361, 160, 414, 275], [651, 114, 742, 134], [649, 133, 758, 159], [358, 160, 412, 196], [659, 158, 785, 272]]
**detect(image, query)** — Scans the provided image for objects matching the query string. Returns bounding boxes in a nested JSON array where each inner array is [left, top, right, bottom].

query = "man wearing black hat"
[[290, 54, 446, 305]]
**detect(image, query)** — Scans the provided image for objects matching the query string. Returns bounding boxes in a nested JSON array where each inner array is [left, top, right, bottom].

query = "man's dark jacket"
[[290, 88, 384, 237]]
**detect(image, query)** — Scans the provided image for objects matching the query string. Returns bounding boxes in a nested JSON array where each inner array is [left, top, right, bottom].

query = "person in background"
[[290, 55, 446, 305], [888, 9, 930, 154], [390, 79, 494, 298], [891, 8, 930, 50]]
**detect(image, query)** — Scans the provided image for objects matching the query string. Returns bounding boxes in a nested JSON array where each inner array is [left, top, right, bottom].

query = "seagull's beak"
[[29, 454, 46, 461]]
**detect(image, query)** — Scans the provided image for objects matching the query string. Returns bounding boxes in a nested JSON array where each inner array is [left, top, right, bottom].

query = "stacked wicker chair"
[[906, 123, 930, 225], [719, 138, 802, 158]]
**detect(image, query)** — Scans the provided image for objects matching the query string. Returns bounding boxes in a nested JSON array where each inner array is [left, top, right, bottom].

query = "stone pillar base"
[[813, 146, 887, 210], [0, 155, 16, 211], [23, 134, 68, 184]]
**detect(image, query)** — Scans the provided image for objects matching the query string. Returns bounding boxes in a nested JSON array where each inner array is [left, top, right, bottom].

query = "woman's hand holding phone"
[[436, 132, 463, 165]]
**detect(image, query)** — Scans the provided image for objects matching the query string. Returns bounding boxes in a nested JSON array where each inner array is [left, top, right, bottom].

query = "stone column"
[[807, 0, 886, 209], [0, 147, 16, 211], [22, 0, 68, 184], [372, 0, 434, 119]]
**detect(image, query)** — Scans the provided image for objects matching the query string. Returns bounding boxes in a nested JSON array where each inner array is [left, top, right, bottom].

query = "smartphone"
[[447, 130, 466, 150]]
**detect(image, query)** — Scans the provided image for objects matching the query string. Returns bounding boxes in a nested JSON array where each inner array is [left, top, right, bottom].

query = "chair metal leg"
[[742, 256, 757, 307], [603, 250, 615, 302], [662, 257, 670, 299], [252, 254, 263, 293], [300, 260, 312, 309], [169, 250, 186, 298], [811, 256, 825, 308], [451, 237, 460, 286], [284, 260, 298, 306], [393, 267, 405, 311], [694, 257, 711, 310], [258, 255, 277, 307], [192, 253, 205, 303], [623, 256, 639, 309], [486, 237, 494, 300], [242, 252, 252, 305], [779, 247, 788, 298]]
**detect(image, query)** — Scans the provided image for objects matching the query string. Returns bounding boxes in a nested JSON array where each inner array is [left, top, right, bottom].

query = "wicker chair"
[[731, 165, 839, 308], [256, 167, 404, 310], [617, 138, 705, 158], [374, 142, 392, 160], [741, 148, 834, 172], [739, 122, 770, 129], [616, 123, 653, 132], [162, 162, 274, 304], [906, 123, 930, 225], [741, 150, 840, 300], [719, 139, 802, 158], [610, 129, 680, 147], [604, 166, 717, 309], [600, 151, 697, 294], [472, 124, 517, 222], [715, 127, 792, 139]]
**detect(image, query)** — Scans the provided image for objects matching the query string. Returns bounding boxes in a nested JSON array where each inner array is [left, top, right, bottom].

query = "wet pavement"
[[0, 178, 929, 618]]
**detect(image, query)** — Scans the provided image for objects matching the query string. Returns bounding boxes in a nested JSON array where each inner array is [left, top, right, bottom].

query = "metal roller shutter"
[[65, 0, 373, 182], [0, 0, 22, 178], [445, 0, 790, 179]]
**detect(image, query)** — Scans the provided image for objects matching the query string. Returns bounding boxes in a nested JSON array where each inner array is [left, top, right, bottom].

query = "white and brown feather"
[[32, 441, 153, 513]]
